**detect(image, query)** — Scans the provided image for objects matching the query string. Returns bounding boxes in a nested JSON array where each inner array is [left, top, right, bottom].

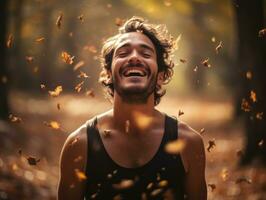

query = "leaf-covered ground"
[[0, 92, 265, 200]]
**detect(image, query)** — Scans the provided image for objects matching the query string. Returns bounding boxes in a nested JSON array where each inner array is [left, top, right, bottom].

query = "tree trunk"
[[234, 0, 266, 164]]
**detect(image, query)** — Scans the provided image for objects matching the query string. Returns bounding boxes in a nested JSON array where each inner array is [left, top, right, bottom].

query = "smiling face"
[[110, 32, 159, 104]]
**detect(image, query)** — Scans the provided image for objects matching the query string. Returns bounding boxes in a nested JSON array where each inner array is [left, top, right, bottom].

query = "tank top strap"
[[164, 114, 178, 142]]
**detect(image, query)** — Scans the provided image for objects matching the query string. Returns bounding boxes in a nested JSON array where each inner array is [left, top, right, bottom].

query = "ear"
[[106, 70, 113, 84], [157, 72, 164, 85]]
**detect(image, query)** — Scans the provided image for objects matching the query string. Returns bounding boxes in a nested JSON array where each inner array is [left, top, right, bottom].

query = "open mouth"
[[122, 68, 148, 77]]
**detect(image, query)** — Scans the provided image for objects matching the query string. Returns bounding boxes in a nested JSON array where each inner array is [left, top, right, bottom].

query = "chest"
[[99, 129, 165, 168]]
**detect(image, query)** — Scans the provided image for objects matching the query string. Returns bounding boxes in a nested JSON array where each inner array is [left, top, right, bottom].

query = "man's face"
[[110, 32, 159, 103]]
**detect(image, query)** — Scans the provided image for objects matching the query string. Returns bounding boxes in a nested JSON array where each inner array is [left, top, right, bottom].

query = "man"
[[58, 16, 207, 200]]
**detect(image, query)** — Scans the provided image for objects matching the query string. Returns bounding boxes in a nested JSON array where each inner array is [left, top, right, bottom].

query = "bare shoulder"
[[178, 120, 203, 145], [177, 120, 205, 173]]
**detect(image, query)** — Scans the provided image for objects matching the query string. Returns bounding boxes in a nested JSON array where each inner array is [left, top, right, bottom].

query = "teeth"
[[124, 69, 146, 76]]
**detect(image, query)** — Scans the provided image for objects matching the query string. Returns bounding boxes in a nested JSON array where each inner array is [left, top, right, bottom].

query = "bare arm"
[[57, 125, 87, 200], [179, 123, 207, 200]]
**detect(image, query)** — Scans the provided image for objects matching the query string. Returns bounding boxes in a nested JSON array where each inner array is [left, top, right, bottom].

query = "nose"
[[128, 50, 141, 65]]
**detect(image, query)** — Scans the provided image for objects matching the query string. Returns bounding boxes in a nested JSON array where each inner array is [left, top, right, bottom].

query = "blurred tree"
[[0, 0, 9, 120], [234, 0, 266, 164]]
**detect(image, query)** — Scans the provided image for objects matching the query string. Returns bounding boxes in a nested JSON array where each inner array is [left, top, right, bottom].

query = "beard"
[[113, 73, 158, 104]]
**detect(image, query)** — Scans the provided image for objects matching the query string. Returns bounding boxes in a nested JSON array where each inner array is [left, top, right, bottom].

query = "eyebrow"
[[116, 43, 155, 53]]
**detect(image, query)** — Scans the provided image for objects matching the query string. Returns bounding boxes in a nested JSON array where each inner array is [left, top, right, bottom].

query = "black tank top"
[[85, 114, 185, 200]]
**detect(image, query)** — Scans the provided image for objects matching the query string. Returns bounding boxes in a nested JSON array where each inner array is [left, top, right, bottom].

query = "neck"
[[112, 92, 157, 133]]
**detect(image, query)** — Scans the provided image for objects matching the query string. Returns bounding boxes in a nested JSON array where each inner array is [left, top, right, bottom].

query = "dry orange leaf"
[[35, 37, 45, 43], [179, 59, 186, 63], [73, 61, 85, 71], [78, 71, 89, 78], [235, 177, 252, 184], [57, 103, 61, 110], [207, 139, 216, 152], [132, 111, 153, 129], [27, 156, 41, 166], [220, 168, 229, 181], [178, 110, 184, 117], [258, 28, 266, 37], [165, 139, 186, 154], [246, 71, 252, 79], [77, 14, 84, 22], [85, 89, 95, 97], [250, 90, 257, 102], [48, 86, 63, 97], [115, 18, 124, 26], [215, 41, 222, 54], [43, 121, 61, 130], [40, 84, 46, 90], [241, 98, 251, 112], [61, 51, 74, 64], [25, 56, 34, 63], [6, 34, 13, 48], [256, 112, 263, 120], [201, 58, 211, 68], [125, 120, 130, 133], [112, 179, 134, 190], [158, 180, 168, 187], [56, 13, 63, 29], [9, 114, 22, 123], [75, 81, 84, 93], [75, 169, 87, 181], [208, 183, 216, 191]]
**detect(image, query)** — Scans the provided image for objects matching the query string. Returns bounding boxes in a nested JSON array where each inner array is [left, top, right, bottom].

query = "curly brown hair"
[[99, 16, 176, 105]]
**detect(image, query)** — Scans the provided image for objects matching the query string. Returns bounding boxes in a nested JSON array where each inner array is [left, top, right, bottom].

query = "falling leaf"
[[208, 183, 216, 191], [132, 112, 153, 129], [33, 66, 39, 73], [199, 128, 205, 134], [56, 13, 63, 29], [207, 139, 216, 152], [84, 45, 97, 54], [40, 84, 46, 90], [150, 188, 163, 197], [178, 110, 184, 117], [235, 177, 252, 184], [43, 121, 61, 130], [250, 90, 257, 102], [85, 89, 95, 97], [107, 173, 112, 179], [77, 71, 89, 78], [90, 193, 98, 199], [6, 34, 13, 48], [220, 168, 229, 181], [73, 61, 85, 71], [112, 179, 134, 190], [103, 130, 111, 137], [12, 163, 18, 171], [75, 81, 84, 93], [246, 71, 252, 79], [241, 98, 251, 112], [69, 32, 73, 37], [165, 139, 186, 154], [258, 28, 266, 37], [125, 120, 130, 133], [179, 59, 186, 63], [9, 114, 22, 123], [115, 18, 124, 26], [77, 14, 84, 22], [61, 51, 74, 64], [107, 3, 112, 8], [48, 86, 63, 97], [215, 41, 222, 54], [25, 56, 34, 63], [146, 182, 154, 190], [201, 58, 211, 68], [70, 137, 79, 146], [256, 112, 263, 120], [74, 156, 83, 162], [75, 169, 87, 181], [57, 103, 61, 110], [258, 139, 264, 147], [27, 156, 41, 166], [193, 66, 198, 72], [35, 37, 45, 43], [158, 180, 168, 187]]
